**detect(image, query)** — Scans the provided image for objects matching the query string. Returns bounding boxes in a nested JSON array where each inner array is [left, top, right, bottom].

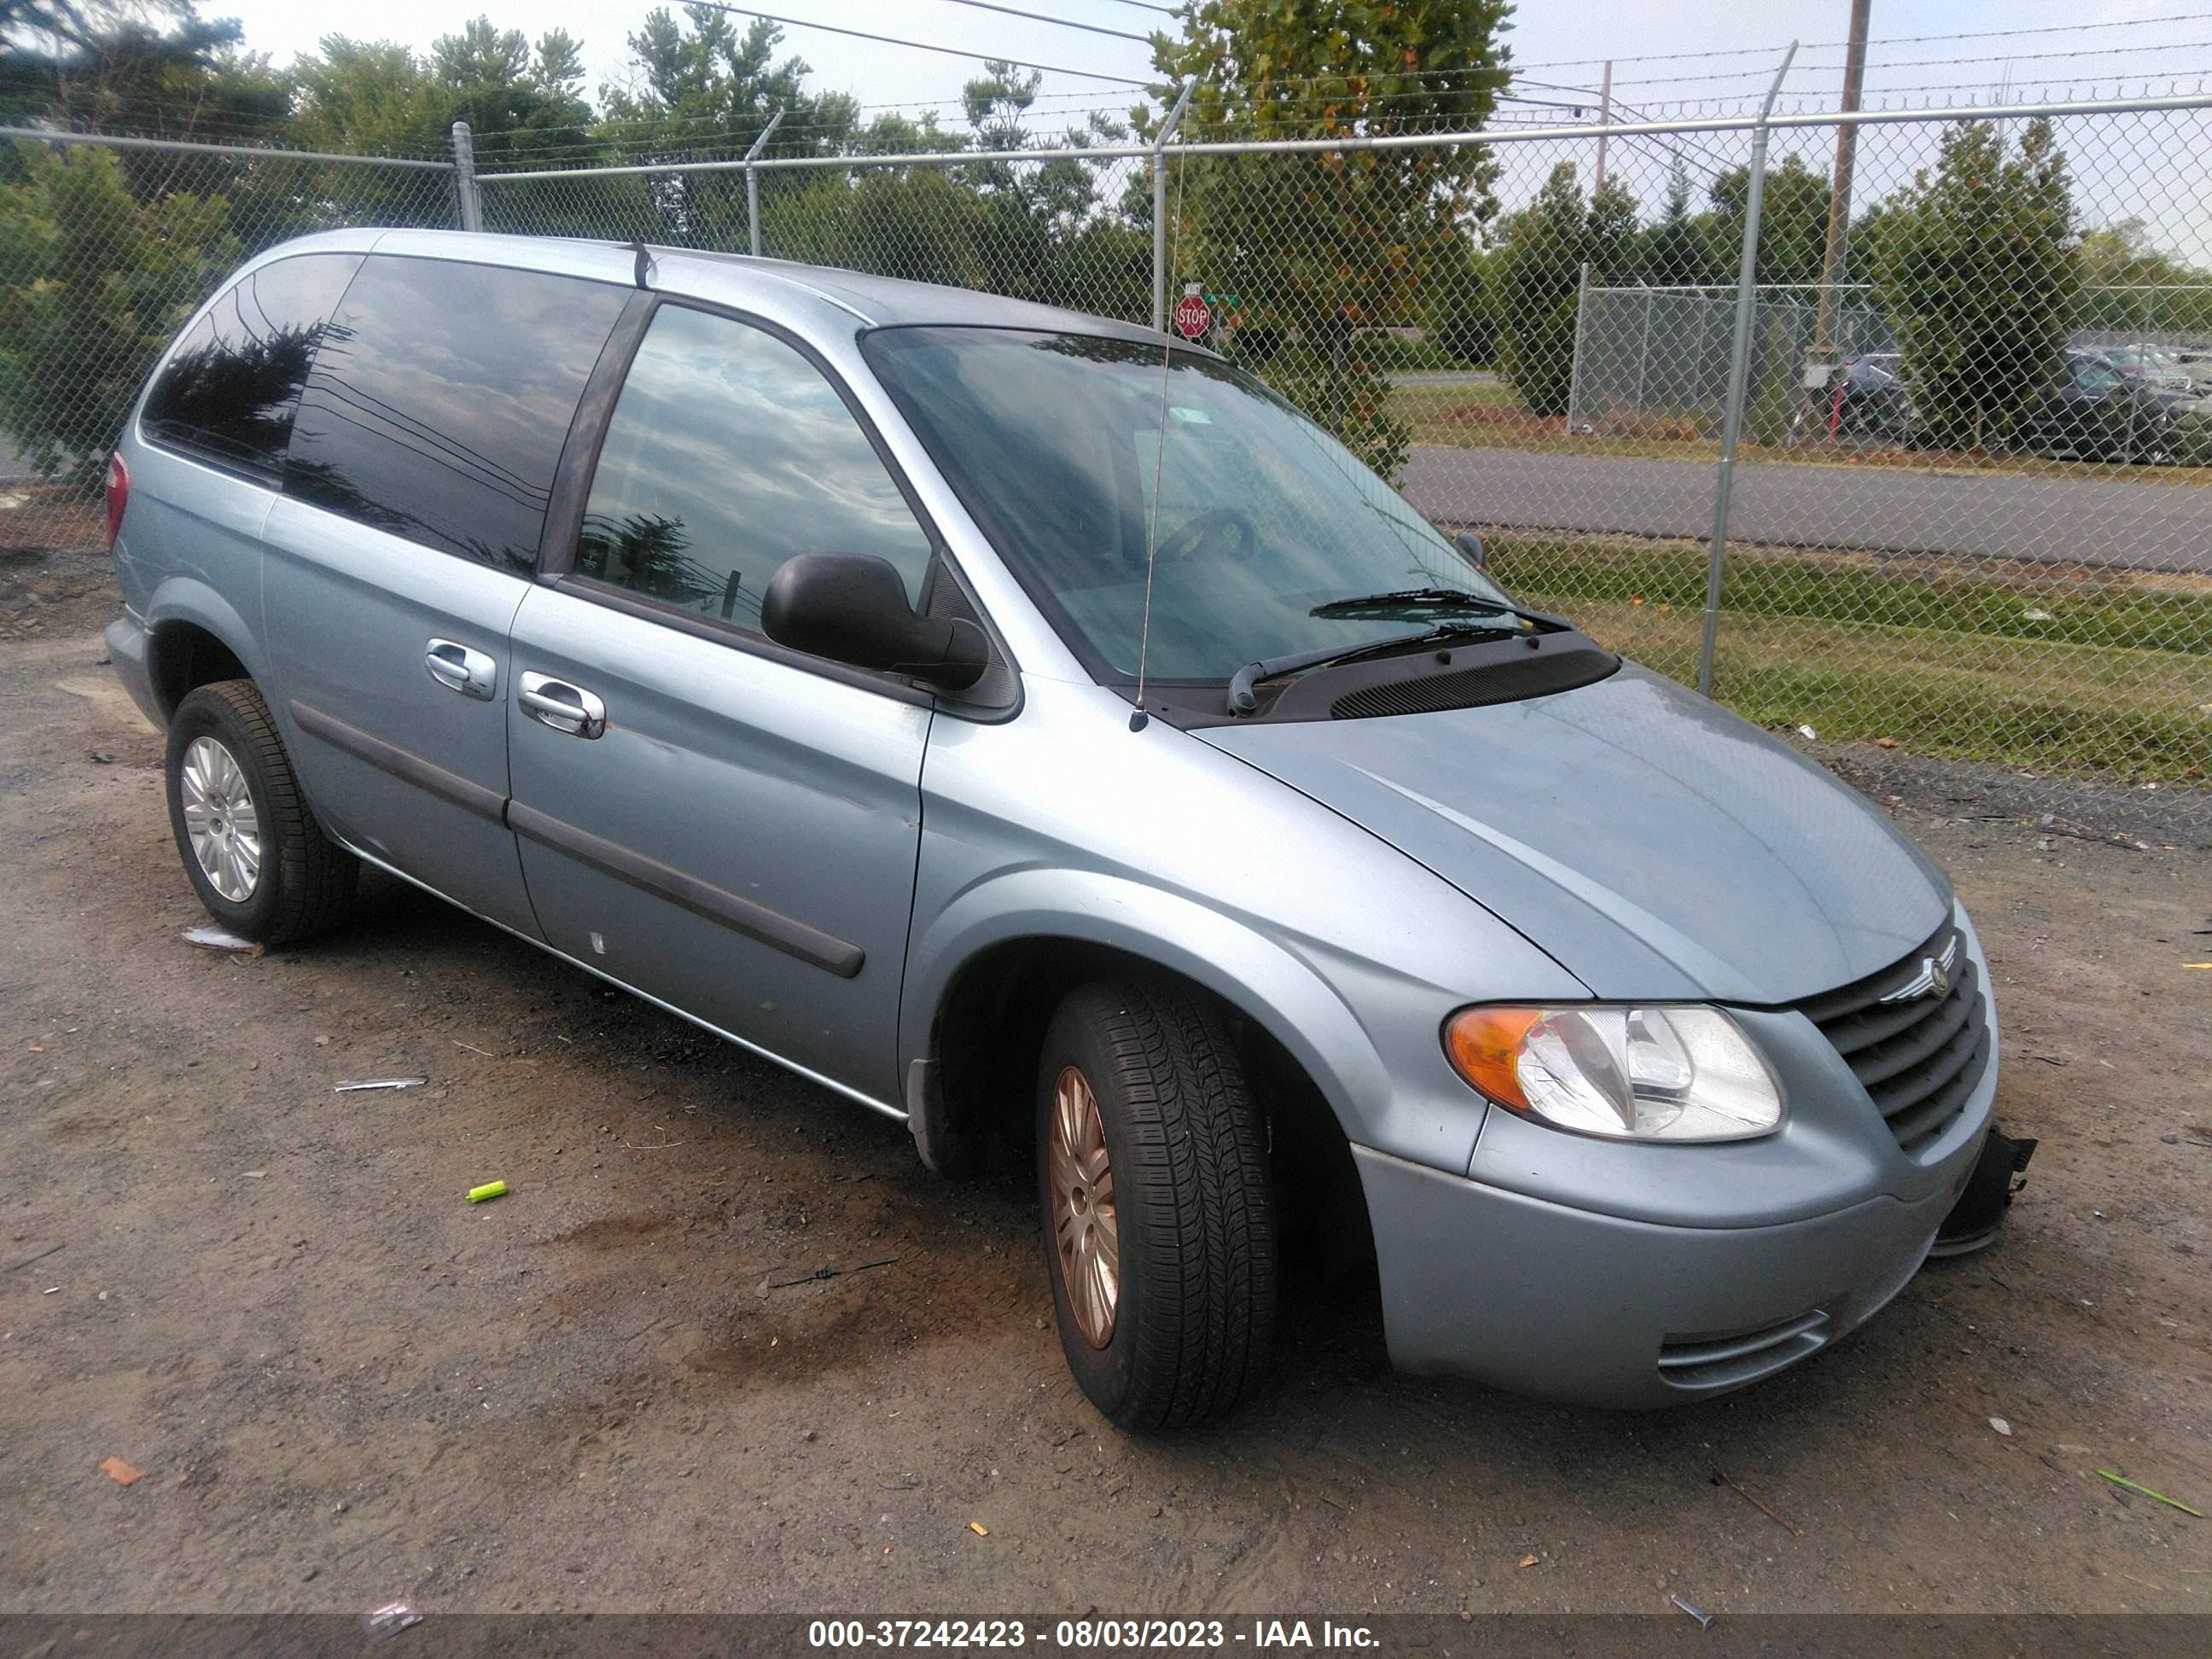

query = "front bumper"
[[1354, 1142, 1971, 1407], [103, 612, 162, 730]]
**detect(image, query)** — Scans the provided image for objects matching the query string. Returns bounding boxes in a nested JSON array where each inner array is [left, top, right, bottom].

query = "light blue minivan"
[[105, 230, 2024, 1427]]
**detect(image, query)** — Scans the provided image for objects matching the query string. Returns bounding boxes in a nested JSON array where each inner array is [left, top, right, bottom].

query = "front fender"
[[901, 867, 1485, 1173]]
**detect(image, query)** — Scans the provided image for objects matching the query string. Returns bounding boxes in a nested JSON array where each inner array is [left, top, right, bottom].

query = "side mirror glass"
[[763, 552, 989, 691], [1453, 529, 1488, 570]]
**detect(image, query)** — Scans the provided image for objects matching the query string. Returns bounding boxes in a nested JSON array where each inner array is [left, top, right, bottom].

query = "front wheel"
[[1036, 979, 1277, 1429], [165, 680, 358, 944]]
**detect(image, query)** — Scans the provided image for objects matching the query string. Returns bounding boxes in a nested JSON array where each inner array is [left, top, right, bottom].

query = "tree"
[[1636, 155, 1725, 286], [430, 18, 595, 164], [600, 6, 856, 246], [1152, 0, 1512, 480], [1708, 152, 1831, 287], [286, 37, 443, 153], [1, 2, 291, 187], [1491, 162, 1640, 417], [2075, 218, 2212, 339], [1872, 118, 2077, 450], [0, 1, 259, 127], [1423, 239, 1494, 368], [0, 140, 232, 484]]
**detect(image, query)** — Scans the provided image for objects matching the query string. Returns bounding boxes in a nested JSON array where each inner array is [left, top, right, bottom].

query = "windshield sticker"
[[1168, 406, 1213, 424]]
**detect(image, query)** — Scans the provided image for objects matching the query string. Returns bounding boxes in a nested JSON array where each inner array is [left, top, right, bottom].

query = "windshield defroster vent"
[[1327, 645, 1619, 720]]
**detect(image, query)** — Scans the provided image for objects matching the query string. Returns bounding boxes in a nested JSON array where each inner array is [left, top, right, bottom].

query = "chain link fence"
[[0, 131, 456, 558], [5, 96, 2210, 830]]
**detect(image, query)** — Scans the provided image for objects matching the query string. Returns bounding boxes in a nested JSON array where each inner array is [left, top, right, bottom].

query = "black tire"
[[1035, 978, 1277, 1430], [165, 679, 357, 944]]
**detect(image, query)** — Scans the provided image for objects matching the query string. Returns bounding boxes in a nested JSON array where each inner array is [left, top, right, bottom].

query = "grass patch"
[[1487, 535, 2212, 783]]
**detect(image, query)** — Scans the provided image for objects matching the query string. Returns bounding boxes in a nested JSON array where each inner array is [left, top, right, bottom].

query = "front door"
[[505, 302, 945, 1106]]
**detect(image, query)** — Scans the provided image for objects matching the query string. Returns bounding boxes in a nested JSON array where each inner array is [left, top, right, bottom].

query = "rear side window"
[[573, 303, 934, 626], [286, 256, 626, 573], [140, 253, 362, 479]]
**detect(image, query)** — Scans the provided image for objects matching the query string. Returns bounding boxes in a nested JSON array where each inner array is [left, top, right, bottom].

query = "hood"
[[1199, 665, 1949, 1004]]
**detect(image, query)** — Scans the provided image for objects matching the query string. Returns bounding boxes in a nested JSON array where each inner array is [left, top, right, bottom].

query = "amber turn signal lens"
[[1444, 1006, 1543, 1109]]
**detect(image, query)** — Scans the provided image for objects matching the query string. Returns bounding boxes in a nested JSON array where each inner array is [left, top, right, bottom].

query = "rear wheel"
[[1035, 979, 1277, 1429], [165, 680, 357, 944]]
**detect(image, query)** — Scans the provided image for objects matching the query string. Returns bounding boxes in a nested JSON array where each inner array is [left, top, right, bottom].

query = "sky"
[[200, 0, 2212, 121]]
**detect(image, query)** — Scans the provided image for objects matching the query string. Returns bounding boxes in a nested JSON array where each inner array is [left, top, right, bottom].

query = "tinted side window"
[[286, 257, 626, 572], [574, 305, 934, 627], [141, 253, 362, 478]]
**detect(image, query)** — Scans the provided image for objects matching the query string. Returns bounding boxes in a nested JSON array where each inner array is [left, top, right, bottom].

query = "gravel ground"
[[3, 585, 2208, 1618]]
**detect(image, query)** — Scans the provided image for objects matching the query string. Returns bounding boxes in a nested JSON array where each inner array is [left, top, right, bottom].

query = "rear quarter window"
[[140, 253, 363, 479], [284, 256, 626, 573]]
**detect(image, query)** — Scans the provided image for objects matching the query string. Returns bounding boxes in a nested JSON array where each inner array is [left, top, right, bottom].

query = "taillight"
[[104, 451, 130, 550]]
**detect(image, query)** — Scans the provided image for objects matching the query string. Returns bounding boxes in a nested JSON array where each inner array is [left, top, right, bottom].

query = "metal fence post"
[[1633, 283, 1655, 413], [1566, 261, 1592, 431], [1697, 43, 1798, 698], [744, 108, 786, 259], [451, 121, 482, 232], [1151, 81, 1196, 333]]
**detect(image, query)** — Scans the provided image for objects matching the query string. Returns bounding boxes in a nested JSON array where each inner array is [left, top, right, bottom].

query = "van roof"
[[252, 227, 1184, 352]]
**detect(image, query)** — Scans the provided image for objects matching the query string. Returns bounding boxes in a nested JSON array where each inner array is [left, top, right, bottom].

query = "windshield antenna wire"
[[1131, 137, 1189, 733]]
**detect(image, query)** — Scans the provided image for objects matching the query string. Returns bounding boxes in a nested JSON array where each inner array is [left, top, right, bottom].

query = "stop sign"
[[1174, 290, 1212, 340]]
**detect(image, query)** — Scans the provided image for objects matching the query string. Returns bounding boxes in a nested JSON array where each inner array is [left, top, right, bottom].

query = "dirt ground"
[[3, 563, 2209, 1618]]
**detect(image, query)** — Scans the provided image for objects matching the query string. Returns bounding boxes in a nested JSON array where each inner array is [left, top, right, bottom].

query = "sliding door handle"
[[425, 638, 497, 700]]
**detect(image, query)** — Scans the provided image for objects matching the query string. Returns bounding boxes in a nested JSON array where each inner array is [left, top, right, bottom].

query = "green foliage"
[[1492, 164, 1640, 417], [1154, 0, 1512, 480], [1421, 241, 1495, 368], [0, 1, 265, 134], [1708, 152, 1831, 286], [1873, 119, 2079, 451], [0, 142, 233, 482]]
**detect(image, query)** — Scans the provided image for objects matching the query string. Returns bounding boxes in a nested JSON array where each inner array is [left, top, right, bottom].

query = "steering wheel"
[[1153, 505, 1259, 563]]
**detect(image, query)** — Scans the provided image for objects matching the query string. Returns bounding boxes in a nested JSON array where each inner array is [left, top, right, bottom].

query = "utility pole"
[[1809, 0, 1871, 433], [1593, 59, 1612, 192]]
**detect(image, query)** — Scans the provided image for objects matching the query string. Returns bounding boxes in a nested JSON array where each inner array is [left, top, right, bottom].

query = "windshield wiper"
[[1225, 621, 1511, 715], [1310, 586, 1545, 625]]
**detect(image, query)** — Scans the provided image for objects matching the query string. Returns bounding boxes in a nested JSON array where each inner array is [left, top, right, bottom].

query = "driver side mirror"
[[763, 552, 989, 690], [1453, 530, 1488, 570]]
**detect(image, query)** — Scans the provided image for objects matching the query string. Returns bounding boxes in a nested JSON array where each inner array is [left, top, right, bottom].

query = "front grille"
[[1794, 923, 1991, 1159], [1659, 1307, 1831, 1392], [1326, 645, 1617, 719]]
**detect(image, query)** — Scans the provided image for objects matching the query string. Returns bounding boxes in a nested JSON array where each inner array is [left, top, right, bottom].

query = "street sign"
[[1174, 286, 1211, 340]]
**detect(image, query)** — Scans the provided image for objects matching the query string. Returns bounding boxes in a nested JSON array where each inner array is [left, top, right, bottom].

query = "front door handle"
[[425, 638, 497, 700], [518, 671, 607, 739]]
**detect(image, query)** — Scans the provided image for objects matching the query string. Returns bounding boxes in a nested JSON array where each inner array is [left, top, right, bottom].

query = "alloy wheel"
[[1049, 1063, 1119, 1347], [179, 735, 262, 903]]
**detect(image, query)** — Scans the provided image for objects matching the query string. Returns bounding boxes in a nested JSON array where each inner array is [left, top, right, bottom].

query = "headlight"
[[1444, 1005, 1784, 1142]]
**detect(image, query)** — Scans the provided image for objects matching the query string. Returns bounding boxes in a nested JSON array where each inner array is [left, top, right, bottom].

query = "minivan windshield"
[[863, 327, 1512, 683]]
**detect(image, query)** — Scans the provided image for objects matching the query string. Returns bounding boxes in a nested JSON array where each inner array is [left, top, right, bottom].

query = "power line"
[[1502, 9, 2212, 74], [1606, 37, 2212, 90], [913, 0, 1155, 46], [1802, 9, 2212, 50], [681, 3, 1154, 87]]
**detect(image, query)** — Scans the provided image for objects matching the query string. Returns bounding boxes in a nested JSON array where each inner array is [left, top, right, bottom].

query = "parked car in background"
[[105, 230, 2025, 1427], [2017, 350, 2188, 463], [2101, 344, 2196, 394], [1833, 352, 1918, 441], [2165, 348, 2212, 393]]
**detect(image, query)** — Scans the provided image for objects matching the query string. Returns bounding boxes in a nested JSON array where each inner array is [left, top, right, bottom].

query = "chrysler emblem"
[[1880, 938, 1959, 1004]]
